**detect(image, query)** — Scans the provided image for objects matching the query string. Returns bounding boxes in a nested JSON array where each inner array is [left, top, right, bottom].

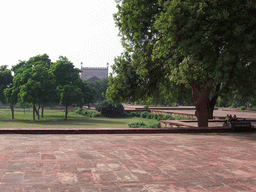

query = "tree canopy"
[[8, 54, 55, 120], [88, 78, 109, 103], [107, 0, 256, 127], [4, 54, 95, 120], [51, 56, 94, 120], [0, 65, 12, 103]]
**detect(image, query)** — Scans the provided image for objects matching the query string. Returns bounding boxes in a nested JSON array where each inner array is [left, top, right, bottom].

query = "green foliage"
[[147, 113, 155, 119], [51, 56, 94, 120], [150, 122, 161, 128], [216, 90, 256, 108], [96, 100, 124, 117], [4, 86, 19, 105], [51, 56, 81, 86], [156, 114, 164, 120], [108, 0, 256, 127], [128, 121, 160, 128], [239, 106, 247, 110], [75, 108, 101, 117], [138, 112, 195, 121], [88, 78, 109, 103], [173, 116, 196, 120], [0, 65, 12, 103], [6, 54, 95, 121], [57, 84, 82, 107], [10, 54, 55, 106], [128, 121, 147, 128], [75, 80, 95, 108], [127, 111, 140, 117], [75, 108, 83, 114], [140, 111, 150, 118]]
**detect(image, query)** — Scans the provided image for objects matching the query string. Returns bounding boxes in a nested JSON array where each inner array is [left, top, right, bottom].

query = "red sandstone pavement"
[[0, 133, 256, 191]]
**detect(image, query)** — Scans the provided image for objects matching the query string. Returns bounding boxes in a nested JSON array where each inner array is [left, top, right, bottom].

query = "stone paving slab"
[[0, 133, 256, 191]]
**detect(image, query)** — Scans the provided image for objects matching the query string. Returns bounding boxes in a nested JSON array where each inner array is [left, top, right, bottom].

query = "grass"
[[0, 108, 159, 128]]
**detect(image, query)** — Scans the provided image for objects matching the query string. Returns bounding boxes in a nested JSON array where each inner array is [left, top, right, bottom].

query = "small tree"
[[57, 84, 83, 120], [51, 56, 84, 120]]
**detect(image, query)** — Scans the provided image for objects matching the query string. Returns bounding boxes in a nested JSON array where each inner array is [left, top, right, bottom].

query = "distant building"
[[80, 63, 108, 82]]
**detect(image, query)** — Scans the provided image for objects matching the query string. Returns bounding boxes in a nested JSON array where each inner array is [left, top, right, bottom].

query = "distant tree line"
[[0, 54, 109, 120]]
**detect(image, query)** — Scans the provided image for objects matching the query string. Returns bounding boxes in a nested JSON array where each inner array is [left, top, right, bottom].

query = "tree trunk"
[[207, 83, 221, 119], [37, 105, 40, 119], [65, 105, 68, 120], [10, 104, 14, 119], [33, 104, 36, 121], [207, 95, 218, 119], [41, 105, 44, 118], [196, 100, 209, 127], [191, 84, 212, 127]]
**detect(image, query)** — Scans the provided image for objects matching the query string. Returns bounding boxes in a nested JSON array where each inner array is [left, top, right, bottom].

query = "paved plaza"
[[0, 133, 256, 191]]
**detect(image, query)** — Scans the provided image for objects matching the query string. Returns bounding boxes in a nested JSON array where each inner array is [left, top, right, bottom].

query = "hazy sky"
[[0, 0, 124, 73]]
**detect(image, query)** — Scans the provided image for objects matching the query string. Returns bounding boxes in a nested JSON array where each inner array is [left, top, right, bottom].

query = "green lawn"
[[0, 108, 159, 128]]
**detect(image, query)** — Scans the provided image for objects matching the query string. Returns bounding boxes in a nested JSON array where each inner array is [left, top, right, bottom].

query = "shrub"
[[91, 113, 101, 117], [128, 121, 147, 128], [75, 109, 101, 117], [240, 106, 247, 110], [128, 121, 160, 128], [147, 113, 155, 119], [81, 110, 87, 116], [148, 122, 161, 128], [75, 108, 83, 114], [156, 114, 164, 120], [173, 116, 196, 120], [162, 114, 173, 120], [96, 100, 124, 117], [123, 111, 129, 117], [129, 112, 140, 117], [140, 111, 151, 118]]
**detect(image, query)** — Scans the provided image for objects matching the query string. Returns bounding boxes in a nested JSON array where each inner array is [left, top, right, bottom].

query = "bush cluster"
[[128, 121, 160, 128], [127, 111, 195, 121], [129, 112, 140, 117], [96, 100, 124, 117], [75, 108, 101, 117], [239, 106, 247, 110]]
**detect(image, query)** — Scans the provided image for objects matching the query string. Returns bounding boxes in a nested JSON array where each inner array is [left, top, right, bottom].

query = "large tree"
[[9, 54, 55, 121], [107, 0, 256, 127]]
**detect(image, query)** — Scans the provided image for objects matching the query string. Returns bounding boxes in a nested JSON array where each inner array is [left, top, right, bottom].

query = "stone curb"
[[0, 127, 254, 134]]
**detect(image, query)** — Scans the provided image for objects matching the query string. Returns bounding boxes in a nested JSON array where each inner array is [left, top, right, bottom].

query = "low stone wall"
[[150, 110, 197, 118]]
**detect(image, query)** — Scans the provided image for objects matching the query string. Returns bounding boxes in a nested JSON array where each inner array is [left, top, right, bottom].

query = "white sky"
[[0, 0, 124, 73]]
